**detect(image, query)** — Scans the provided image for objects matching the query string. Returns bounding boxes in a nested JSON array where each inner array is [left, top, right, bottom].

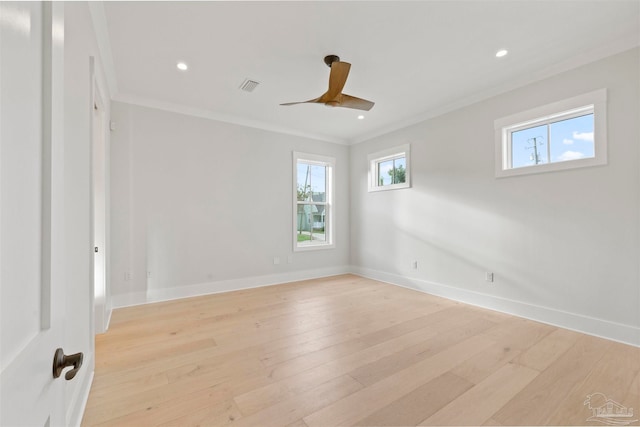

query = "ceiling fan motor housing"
[[324, 55, 340, 67]]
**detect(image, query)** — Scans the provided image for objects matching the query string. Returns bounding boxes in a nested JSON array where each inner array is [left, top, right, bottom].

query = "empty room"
[[1, 1, 639, 426]]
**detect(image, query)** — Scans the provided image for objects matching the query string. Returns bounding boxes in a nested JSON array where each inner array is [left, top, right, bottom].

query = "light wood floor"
[[82, 274, 640, 426]]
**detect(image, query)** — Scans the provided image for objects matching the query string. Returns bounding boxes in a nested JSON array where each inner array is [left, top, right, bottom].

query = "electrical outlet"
[[485, 272, 494, 282], [124, 272, 131, 281], [273, 257, 280, 265], [411, 261, 418, 269], [147, 271, 152, 278]]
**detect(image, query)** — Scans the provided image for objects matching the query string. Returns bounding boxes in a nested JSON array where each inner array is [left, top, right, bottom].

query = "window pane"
[[511, 125, 548, 168], [296, 203, 326, 246], [296, 204, 311, 242], [297, 163, 311, 201], [393, 157, 406, 184], [549, 113, 594, 163], [378, 160, 394, 186], [311, 205, 326, 243], [309, 164, 326, 201]]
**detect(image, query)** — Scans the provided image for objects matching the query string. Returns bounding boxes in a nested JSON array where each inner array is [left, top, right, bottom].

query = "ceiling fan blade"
[[280, 96, 322, 106], [339, 94, 375, 111], [325, 61, 351, 100]]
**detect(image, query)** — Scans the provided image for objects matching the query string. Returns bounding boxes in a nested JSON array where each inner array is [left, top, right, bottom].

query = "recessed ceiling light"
[[357, 115, 365, 120], [495, 49, 508, 58], [176, 62, 188, 71]]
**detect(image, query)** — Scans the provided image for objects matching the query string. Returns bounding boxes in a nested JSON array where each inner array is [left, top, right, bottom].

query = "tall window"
[[293, 152, 335, 251], [495, 89, 607, 177]]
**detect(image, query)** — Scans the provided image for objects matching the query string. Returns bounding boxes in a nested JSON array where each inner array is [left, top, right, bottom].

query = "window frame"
[[368, 144, 411, 192], [292, 152, 335, 252], [494, 89, 607, 178]]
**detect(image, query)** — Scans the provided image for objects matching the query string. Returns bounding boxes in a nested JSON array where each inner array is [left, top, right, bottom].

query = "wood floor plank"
[[155, 399, 242, 427], [87, 352, 265, 410], [90, 344, 233, 392], [263, 306, 445, 382], [87, 371, 169, 404], [108, 275, 373, 329], [490, 334, 613, 426], [302, 334, 496, 427], [93, 392, 241, 427], [259, 298, 450, 367], [545, 341, 640, 426], [480, 317, 555, 351], [353, 372, 474, 426], [99, 289, 375, 352], [96, 337, 217, 372], [231, 375, 363, 427], [419, 362, 539, 426], [103, 285, 384, 353], [482, 417, 503, 425], [514, 327, 581, 372], [348, 315, 497, 387], [233, 314, 445, 416], [84, 361, 271, 424], [450, 343, 521, 385], [233, 380, 291, 417]]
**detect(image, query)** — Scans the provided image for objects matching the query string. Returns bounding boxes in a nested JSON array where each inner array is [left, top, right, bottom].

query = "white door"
[[1, 2, 73, 426]]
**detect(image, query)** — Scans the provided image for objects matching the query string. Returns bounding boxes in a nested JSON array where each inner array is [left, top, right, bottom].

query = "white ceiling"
[[100, 1, 640, 144]]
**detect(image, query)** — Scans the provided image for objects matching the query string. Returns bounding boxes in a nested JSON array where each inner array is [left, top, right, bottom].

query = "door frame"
[[90, 56, 111, 335]]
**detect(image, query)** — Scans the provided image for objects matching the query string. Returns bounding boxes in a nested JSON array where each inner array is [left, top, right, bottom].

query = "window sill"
[[368, 183, 411, 192], [293, 243, 336, 252]]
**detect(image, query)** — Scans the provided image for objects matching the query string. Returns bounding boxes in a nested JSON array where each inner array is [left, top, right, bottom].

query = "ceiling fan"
[[281, 55, 375, 111]]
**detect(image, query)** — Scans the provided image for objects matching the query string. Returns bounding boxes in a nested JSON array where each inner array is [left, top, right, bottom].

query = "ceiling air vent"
[[239, 79, 260, 93]]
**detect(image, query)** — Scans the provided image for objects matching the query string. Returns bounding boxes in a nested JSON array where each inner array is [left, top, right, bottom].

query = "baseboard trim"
[[351, 266, 640, 347], [104, 306, 113, 331], [111, 266, 351, 309], [67, 353, 94, 427]]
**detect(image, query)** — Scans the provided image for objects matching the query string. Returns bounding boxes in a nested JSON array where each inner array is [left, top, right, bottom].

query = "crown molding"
[[112, 93, 348, 145], [350, 37, 640, 145]]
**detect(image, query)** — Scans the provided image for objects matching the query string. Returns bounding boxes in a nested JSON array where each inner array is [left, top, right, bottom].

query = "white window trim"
[[293, 151, 335, 252], [494, 89, 607, 178], [368, 144, 411, 192]]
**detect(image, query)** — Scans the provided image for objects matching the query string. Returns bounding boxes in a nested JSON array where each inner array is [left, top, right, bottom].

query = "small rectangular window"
[[293, 152, 335, 251], [368, 144, 411, 192], [495, 89, 606, 177]]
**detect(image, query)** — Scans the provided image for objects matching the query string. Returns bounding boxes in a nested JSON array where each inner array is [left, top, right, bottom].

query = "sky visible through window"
[[511, 113, 594, 169], [297, 162, 326, 200]]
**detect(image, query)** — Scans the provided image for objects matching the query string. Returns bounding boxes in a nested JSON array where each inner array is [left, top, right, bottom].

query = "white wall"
[[110, 102, 350, 306], [64, 2, 111, 425], [350, 48, 640, 345]]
